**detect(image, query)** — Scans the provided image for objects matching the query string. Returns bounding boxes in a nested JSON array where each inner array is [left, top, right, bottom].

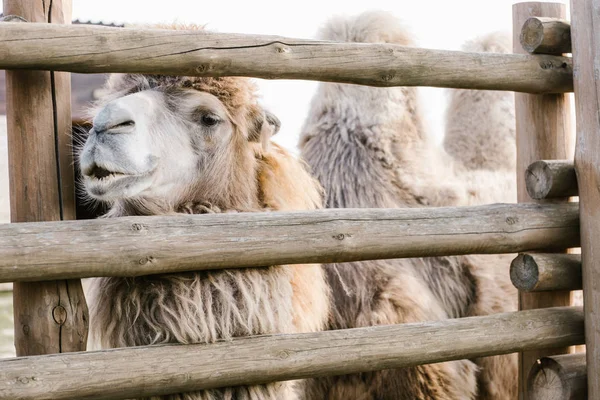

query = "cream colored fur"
[[81, 66, 329, 398], [299, 11, 518, 400]]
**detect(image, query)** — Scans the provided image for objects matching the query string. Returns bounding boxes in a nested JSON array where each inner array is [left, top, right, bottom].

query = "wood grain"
[[0, 307, 583, 400], [520, 17, 571, 54], [510, 253, 582, 291], [569, 0, 600, 397], [528, 353, 587, 400], [513, 3, 575, 399], [0, 203, 580, 282], [0, 22, 572, 93], [525, 160, 577, 199], [4, 0, 88, 356]]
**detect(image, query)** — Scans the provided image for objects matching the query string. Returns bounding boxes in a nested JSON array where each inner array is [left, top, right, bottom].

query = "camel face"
[[80, 87, 235, 203]]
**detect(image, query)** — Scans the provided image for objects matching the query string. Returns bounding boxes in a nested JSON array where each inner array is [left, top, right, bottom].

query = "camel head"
[[79, 73, 283, 215]]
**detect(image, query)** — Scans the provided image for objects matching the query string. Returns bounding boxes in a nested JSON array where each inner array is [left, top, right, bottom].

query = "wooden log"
[[528, 353, 587, 400], [520, 17, 572, 54], [513, 3, 575, 399], [0, 203, 579, 282], [510, 253, 582, 291], [4, 0, 88, 356], [525, 160, 577, 199], [0, 307, 583, 400], [570, 0, 600, 397], [0, 22, 573, 94]]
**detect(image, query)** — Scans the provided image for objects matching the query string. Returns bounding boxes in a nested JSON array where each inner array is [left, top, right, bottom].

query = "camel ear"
[[248, 108, 281, 147]]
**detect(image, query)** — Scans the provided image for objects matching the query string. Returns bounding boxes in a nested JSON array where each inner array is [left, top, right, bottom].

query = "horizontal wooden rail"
[[510, 253, 582, 291], [520, 17, 572, 54], [528, 353, 587, 400], [0, 203, 579, 282], [0, 22, 573, 93], [0, 307, 584, 400], [525, 160, 577, 199]]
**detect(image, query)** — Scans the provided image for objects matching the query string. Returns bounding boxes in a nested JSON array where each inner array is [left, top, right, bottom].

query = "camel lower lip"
[[84, 173, 151, 199]]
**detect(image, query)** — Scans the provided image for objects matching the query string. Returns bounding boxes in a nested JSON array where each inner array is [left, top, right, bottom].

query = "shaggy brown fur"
[[84, 56, 329, 398], [299, 11, 517, 400]]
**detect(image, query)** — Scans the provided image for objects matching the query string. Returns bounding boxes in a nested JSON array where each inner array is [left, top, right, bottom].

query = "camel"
[[299, 11, 518, 400], [79, 59, 330, 398]]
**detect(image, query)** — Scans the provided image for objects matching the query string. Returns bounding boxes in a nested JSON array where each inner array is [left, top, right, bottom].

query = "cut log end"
[[527, 353, 587, 400], [528, 358, 568, 400], [525, 160, 577, 200], [520, 17, 572, 55], [521, 18, 545, 53], [510, 254, 539, 291], [510, 253, 582, 292]]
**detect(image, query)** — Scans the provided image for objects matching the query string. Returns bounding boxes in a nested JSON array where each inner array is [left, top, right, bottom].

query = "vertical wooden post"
[[570, 0, 600, 397], [5, 0, 88, 356], [512, 3, 574, 400]]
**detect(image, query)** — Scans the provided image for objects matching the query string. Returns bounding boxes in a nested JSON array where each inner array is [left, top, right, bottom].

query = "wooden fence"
[[0, 0, 596, 399]]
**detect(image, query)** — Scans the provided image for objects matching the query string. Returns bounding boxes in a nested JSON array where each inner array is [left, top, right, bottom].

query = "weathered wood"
[[570, 0, 600, 397], [510, 253, 582, 291], [0, 203, 579, 282], [520, 17, 572, 54], [0, 22, 573, 93], [0, 307, 583, 400], [4, 0, 88, 357], [528, 353, 587, 400], [525, 160, 577, 199], [513, 3, 575, 399]]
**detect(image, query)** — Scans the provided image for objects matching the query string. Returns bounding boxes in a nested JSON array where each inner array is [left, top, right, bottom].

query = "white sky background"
[[71, 0, 569, 153]]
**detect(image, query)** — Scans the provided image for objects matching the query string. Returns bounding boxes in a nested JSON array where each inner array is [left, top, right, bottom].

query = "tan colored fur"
[[299, 11, 517, 400]]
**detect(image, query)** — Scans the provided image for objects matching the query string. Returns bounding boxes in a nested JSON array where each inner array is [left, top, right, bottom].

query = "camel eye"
[[200, 113, 221, 127]]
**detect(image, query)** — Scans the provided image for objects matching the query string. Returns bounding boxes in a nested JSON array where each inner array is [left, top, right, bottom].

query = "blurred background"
[[0, 0, 569, 357]]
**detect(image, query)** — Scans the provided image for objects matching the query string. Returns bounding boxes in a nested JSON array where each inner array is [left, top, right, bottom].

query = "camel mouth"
[[82, 162, 157, 201], [87, 165, 126, 181]]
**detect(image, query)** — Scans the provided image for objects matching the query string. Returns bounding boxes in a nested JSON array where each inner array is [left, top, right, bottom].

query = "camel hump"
[[317, 10, 415, 46], [461, 31, 512, 54]]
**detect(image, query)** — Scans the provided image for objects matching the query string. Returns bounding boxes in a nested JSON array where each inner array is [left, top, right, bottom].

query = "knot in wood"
[[18, 376, 32, 384], [196, 64, 210, 73], [334, 233, 346, 240], [539, 60, 556, 70], [139, 256, 156, 265], [506, 216, 519, 225], [381, 74, 395, 82], [52, 305, 67, 325], [275, 44, 291, 54], [131, 223, 147, 232], [277, 350, 291, 359]]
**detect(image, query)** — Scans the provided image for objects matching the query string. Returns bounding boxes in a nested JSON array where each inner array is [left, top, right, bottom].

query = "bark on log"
[[0, 203, 579, 282], [528, 353, 587, 400], [510, 253, 582, 291], [4, 0, 88, 357], [570, 0, 600, 396], [0, 22, 573, 93], [0, 307, 584, 400], [513, 4, 575, 399], [520, 17, 572, 54], [525, 160, 577, 199]]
